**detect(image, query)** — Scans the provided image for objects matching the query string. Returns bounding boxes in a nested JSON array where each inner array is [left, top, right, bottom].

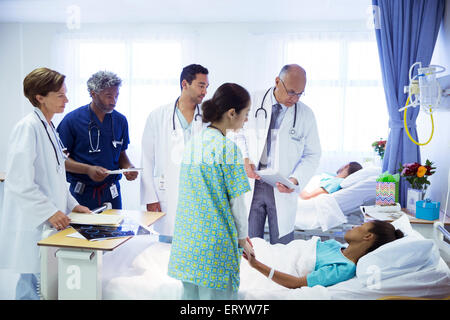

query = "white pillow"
[[340, 166, 381, 189], [333, 176, 378, 214], [356, 215, 440, 284]]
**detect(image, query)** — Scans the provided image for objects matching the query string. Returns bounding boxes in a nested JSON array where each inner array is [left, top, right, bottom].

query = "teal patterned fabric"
[[168, 128, 250, 291]]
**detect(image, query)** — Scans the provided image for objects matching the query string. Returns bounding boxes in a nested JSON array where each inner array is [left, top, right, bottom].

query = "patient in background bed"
[[244, 220, 404, 288], [299, 161, 363, 200]]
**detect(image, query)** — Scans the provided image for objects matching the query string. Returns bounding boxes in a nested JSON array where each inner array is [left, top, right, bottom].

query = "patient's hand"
[[243, 247, 258, 268], [240, 238, 255, 262]]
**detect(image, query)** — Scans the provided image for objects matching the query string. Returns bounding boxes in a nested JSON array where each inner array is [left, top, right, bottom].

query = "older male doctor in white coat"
[[140, 64, 209, 242], [237, 64, 321, 244], [0, 68, 90, 300]]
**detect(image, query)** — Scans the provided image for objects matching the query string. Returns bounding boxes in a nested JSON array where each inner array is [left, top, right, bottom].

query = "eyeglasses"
[[280, 79, 304, 98]]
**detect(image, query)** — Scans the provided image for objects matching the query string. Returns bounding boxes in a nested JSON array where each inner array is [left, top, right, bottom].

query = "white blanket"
[[295, 194, 347, 232], [103, 236, 331, 300]]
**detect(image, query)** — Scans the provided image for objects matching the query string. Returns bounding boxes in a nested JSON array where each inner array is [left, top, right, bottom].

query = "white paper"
[[106, 168, 143, 174], [66, 231, 87, 240], [255, 169, 300, 192]]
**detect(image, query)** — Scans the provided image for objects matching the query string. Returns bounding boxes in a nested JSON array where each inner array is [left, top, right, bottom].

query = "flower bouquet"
[[372, 139, 386, 159], [399, 159, 436, 214], [399, 159, 435, 191]]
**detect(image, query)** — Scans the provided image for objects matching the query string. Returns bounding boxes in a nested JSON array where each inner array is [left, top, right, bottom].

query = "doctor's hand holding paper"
[[235, 64, 321, 245], [57, 71, 137, 210], [0, 68, 90, 300]]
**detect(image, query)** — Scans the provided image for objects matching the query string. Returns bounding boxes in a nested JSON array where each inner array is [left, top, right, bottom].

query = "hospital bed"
[[101, 215, 450, 300], [293, 166, 381, 243]]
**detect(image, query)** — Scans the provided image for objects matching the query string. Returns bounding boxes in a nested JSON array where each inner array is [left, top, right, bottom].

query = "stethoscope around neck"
[[34, 110, 67, 171], [255, 87, 298, 136], [88, 105, 123, 153], [172, 96, 202, 135]]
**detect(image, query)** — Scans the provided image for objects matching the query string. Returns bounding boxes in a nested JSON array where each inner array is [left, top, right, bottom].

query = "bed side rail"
[[433, 222, 450, 256]]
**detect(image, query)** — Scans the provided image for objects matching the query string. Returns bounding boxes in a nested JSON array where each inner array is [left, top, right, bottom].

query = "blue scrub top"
[[57, 104, 130, 187]]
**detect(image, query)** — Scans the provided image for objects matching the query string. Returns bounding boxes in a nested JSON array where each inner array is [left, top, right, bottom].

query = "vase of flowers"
[[399, 159, 436, 214], [372, 138, 386, 160]]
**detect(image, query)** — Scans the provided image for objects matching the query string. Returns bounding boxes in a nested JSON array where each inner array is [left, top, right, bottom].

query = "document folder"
[[255, 169, 300, 192]]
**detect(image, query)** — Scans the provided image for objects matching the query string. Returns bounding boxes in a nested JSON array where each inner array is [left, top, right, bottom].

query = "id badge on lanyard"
[[110, 183, 119, 199]]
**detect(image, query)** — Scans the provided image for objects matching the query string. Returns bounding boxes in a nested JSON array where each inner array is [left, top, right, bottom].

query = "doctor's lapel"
[[272, 105, 294, 170]]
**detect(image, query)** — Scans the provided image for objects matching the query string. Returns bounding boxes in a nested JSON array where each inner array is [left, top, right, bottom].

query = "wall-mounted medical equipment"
[[399, 62, 450, 146]]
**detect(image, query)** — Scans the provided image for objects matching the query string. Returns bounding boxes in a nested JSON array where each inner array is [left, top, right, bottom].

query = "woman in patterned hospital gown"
[[168, 83, 254, 300]]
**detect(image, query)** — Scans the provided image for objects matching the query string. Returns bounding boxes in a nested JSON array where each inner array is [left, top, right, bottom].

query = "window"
[[285, 38, 388, 156], [72, 39, 183, 148]]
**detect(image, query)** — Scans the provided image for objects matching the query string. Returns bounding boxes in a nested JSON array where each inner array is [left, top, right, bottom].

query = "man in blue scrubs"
[[57, 71, 138, 210]]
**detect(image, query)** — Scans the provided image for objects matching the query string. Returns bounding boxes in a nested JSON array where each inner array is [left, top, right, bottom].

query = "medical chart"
[[106, 168, 143, 174], [67, 212, 123, 226], [255, 169, 300, 192]]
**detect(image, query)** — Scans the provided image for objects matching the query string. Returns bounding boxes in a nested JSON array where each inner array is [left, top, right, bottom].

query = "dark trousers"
[[248, 179, 294, 244], [69, 180, 122, 210]]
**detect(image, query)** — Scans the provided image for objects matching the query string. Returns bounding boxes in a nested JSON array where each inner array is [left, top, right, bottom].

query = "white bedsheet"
[[103, 227, 450, 300], [295, 194, 347, 231], [295, 174, 378, 231], [103, 236, 331, 300]]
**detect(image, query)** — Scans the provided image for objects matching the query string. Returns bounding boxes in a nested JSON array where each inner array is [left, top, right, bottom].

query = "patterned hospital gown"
[[168, 127, 251, 292]]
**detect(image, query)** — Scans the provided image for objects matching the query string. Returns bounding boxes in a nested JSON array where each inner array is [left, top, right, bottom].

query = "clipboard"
[[255, 169, 300, 192]]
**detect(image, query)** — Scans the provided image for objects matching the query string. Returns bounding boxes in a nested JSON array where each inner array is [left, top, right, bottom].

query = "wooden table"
[[38, 209, 165, 300]]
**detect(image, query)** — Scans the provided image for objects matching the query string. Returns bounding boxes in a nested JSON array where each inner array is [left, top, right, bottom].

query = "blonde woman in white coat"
[[0, 68, 90, 299]]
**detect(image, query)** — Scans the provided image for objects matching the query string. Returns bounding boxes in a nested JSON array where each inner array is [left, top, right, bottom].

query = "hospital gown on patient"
[[307, 239, 356, 287], [319, 174, 344, 194]]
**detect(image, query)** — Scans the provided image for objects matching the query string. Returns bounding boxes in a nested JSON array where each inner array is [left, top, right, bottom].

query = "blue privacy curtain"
[[372, 0, 445, 207]]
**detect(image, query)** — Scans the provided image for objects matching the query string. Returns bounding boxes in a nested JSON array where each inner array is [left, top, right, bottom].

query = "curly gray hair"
[[87, 71, 122, 94]]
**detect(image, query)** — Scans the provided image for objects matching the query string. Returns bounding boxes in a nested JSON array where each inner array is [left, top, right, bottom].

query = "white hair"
[[87, 70, 122, 94]]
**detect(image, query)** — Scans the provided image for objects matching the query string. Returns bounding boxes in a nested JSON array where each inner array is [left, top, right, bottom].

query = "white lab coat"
[[0, 108, 78, 273], [237, 87, 321, 238], [140, 102, 204, 236]]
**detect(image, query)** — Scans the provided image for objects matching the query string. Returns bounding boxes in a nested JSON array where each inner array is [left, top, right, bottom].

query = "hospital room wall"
[[0, 16, 448, 215], [418, 0, 450, 216], [0, 20, 368, 212]]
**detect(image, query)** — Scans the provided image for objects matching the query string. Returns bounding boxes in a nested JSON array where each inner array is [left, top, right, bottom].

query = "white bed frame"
[[433, 221, 450, 264]]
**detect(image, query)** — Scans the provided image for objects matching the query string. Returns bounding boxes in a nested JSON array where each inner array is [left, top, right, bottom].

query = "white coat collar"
[[33, 107, 47, 123]]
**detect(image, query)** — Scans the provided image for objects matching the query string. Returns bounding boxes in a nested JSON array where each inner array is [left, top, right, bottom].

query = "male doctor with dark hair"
[[140, 64, 209, 243]]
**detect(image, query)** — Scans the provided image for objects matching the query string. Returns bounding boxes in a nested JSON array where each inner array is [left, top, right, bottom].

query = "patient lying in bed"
[[102, 216, 449, 300], [299, 161, 362, 200], [244, 220, 403, 289]]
